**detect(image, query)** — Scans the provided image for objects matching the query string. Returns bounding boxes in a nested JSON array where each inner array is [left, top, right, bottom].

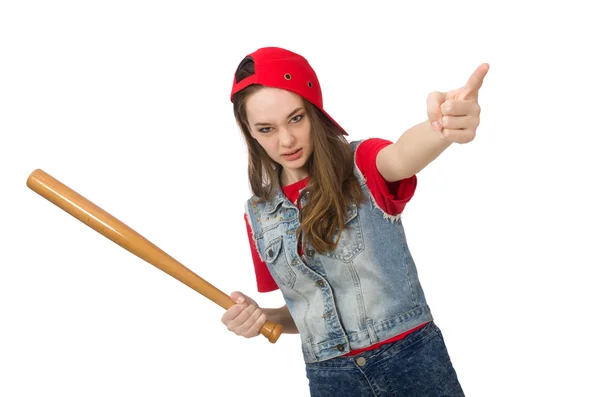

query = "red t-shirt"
[[243, 138, 428, 353]]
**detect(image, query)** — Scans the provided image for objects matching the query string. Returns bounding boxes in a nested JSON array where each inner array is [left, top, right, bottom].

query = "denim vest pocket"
[[324, 203, 365, 263], [264, 235, 296, 288]]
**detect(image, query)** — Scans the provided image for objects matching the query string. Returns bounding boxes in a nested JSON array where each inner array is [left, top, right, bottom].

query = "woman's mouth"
[[282, 148, 303, 161]]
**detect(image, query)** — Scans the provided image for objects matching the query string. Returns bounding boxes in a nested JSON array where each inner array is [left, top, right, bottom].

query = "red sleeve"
[[355, 138, 417, 216], [244, 213, 279, 293]]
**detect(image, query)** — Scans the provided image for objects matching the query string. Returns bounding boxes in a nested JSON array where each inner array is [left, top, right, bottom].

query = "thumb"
[[230, 291, 247, 304], [426, 91, 445, 131]]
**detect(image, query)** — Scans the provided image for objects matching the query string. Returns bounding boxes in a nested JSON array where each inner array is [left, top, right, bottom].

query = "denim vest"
[[245, 140, 433, 363]]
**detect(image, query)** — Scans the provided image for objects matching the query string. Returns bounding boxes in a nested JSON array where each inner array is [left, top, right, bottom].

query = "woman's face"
[[245, 87, 313, 185]]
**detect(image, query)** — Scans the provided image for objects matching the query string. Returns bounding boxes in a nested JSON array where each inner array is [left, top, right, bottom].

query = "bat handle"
[[220, 297, 283, 343], [261, 321, 284, 343]]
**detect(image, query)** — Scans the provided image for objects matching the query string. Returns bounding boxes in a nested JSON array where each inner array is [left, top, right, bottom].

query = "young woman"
[[221, 46, 488, 396]]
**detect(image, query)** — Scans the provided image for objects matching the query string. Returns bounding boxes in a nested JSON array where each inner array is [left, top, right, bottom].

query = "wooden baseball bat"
[[26, 168, 283, 343]]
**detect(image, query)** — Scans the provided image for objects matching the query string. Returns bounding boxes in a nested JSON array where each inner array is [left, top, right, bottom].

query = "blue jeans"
[[305, 321, 464, 396]]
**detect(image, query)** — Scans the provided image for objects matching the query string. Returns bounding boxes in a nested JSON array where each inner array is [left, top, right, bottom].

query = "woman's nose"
[[279, 127, 295, 146]]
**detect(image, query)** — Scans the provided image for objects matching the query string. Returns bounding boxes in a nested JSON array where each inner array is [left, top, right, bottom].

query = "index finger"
[[463, 63, 490, 99], [221, 302, 248, 324]]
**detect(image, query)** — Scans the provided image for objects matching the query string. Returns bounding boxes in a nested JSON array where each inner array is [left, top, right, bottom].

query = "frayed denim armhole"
[[350, 140, 404, 224], [244, 198, 265, 262]]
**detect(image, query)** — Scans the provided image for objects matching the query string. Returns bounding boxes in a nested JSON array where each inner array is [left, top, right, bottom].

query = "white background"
[[1, 1, 599, 396]]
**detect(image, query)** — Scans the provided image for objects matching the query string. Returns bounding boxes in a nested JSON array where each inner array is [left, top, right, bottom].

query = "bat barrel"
[[26, 169, 282, 343]]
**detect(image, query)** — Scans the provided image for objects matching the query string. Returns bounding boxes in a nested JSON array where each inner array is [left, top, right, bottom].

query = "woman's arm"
[[263, 305, 299, 334], [376, 63, 489, 182]]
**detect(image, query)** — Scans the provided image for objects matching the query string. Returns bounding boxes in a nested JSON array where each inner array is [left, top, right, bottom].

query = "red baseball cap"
[[230, 47, 347, 135]]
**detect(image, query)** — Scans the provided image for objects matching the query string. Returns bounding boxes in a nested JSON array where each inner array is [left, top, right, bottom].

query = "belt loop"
[[366, 318, 378, 345]]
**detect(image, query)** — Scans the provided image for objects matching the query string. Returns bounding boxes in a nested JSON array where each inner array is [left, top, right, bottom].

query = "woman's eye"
[[291, 114, 304, 123], [259, 127, 273, 133]]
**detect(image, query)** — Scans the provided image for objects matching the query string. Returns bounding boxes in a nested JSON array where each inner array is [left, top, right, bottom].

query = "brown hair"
[[233, 62, 365, 254]]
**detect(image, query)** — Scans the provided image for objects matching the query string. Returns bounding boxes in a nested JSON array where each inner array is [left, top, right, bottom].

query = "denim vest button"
[[316, 280, 325, 287], [336, 344, 344, 351], [307, 249, 315, 257], [356, 357, 366, 367]]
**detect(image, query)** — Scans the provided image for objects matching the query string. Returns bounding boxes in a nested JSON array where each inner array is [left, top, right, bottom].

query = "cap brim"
[[320, 108, 348, 136]]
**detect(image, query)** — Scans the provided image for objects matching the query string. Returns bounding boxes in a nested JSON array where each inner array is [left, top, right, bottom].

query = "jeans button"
[[356, 357, 366, 367], [336, 344, 344, 352]]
